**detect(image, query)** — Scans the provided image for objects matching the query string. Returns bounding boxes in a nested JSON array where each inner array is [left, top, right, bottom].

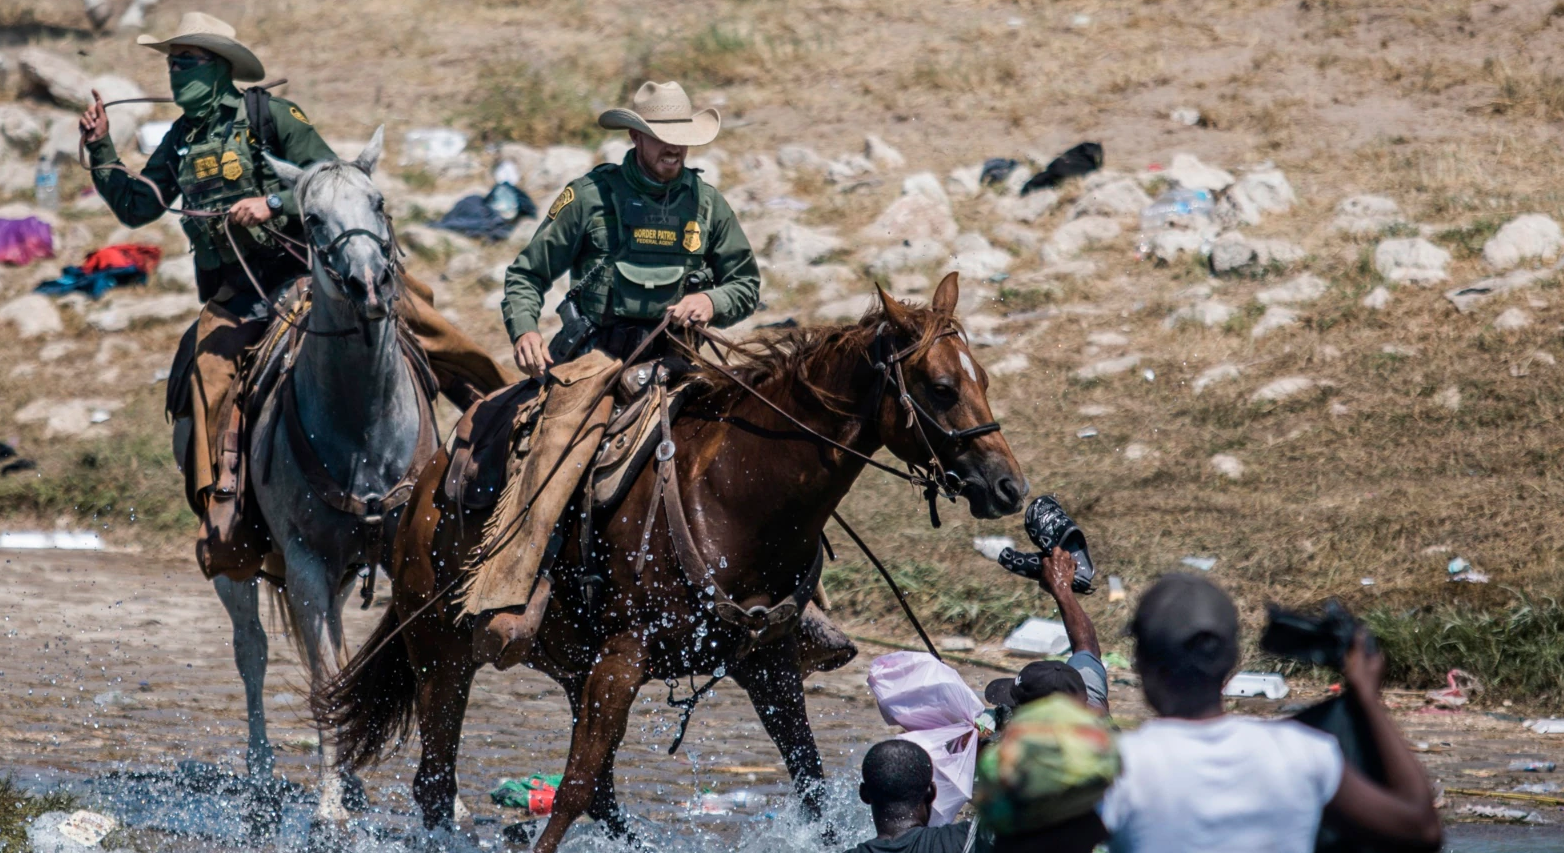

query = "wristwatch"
[[265, 193, 283, 212]]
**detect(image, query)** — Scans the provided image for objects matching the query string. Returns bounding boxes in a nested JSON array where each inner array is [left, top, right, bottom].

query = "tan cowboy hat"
[[598, 81, 720, 147], [136, 12, 265, 82]]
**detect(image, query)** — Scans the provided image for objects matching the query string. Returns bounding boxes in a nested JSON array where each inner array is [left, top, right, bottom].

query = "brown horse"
[[317, 273, 1027, 851]]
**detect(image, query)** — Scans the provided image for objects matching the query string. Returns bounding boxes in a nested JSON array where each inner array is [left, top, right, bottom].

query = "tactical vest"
[[576, 165, 714, 323], [174, 100, 290, 271]]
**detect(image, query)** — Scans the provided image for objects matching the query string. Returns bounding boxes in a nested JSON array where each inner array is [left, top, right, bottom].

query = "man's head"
[[859, 740, 936, 829], [986, 660, 1088, 711], [628, 130, 687, 183], [599, 81, 719, 183], [1129, 573, 1240, 719], [137, 12, 264, 80]]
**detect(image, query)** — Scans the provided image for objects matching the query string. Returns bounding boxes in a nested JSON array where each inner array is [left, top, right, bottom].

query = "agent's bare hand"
[[1040, 548, 1077, 594], [513, 331, 552, 379], [1342, 628, 1385, 698], [666, 293, 714, 327], [229, 197, 274, 227], [79, 89, 109, 144]]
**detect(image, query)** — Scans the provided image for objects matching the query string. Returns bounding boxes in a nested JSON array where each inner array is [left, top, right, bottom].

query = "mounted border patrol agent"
[[79, 12, 507, 579], [479, 81, 853, 673]]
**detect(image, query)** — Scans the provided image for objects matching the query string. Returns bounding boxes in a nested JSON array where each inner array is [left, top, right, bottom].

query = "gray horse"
[[210, 126, 440, 825]]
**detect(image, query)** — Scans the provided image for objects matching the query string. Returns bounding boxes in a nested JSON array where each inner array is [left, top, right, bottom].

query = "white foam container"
[[1223, 672, 1290, 699], [1003, 617, 1071, 656]]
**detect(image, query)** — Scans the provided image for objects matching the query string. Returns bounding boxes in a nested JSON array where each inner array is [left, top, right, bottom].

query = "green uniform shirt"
[[500, 152, 761, 340], [87, 88, 335, 297]]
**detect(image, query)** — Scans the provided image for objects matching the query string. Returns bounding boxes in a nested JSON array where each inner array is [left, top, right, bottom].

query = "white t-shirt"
[[1099, 715, 1345, 853]]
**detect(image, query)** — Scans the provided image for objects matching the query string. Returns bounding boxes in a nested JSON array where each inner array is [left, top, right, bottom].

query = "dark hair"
[[861, 740, 934, 808]]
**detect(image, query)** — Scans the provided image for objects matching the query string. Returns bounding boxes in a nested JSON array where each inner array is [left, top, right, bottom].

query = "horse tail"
[[311, 605, 418, 773]]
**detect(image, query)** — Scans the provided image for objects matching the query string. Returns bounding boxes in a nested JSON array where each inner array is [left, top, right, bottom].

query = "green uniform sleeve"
[[268, 99, 337, 216], [701, 190, 761, 328], [500, 185, 588, 341], [86, 128, 182, 228]]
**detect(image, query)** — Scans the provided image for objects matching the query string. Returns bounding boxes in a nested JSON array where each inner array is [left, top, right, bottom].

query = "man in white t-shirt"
[[1098, 574, 1442, 853]]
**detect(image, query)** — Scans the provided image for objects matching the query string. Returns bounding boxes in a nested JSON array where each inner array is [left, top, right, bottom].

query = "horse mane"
[[690, 297, 961, 413], [294, 159, 378, 211]]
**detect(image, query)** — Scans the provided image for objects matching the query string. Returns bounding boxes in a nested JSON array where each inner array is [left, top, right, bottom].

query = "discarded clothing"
[[1020, 142, 1104, 196], [82, 243, 162, 276], [36, 244, 163, 299], [981, 158, 1019, 186], [0, 217, 55, 266], [433, 183, 536, 241]]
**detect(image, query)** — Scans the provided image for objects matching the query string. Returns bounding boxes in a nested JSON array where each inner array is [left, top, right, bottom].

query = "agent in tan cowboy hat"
[[78, 12, 506, 582]]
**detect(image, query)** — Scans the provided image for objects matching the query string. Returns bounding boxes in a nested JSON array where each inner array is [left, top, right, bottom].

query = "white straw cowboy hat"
[[136, 12, 266, 82], [598, 81, 721, 147]]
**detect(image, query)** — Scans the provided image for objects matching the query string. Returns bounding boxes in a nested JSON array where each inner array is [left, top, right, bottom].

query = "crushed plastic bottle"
[[1139, 188, 1215, 233]]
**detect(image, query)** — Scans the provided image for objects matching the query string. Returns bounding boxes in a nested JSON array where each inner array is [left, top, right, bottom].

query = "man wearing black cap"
[[987, 550, 1108, 715], [1097, 573, 1442, 853], [847, 740, 991, 853]]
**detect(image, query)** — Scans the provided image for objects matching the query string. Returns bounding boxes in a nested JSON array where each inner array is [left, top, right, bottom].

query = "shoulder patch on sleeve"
[[288, 105, 310, 125], [547, 186, 576, 219]]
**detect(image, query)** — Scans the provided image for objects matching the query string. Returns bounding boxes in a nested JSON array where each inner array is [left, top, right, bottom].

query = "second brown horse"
[[316, 273, 1028, 852]]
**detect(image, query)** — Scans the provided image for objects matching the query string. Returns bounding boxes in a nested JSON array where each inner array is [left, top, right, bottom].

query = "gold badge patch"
[[682, 221, 702, 253], [289, 105, 311, 125], [221, 150, 243, 181], [193, 155, 220, 179], [548, 186, 575, 219]]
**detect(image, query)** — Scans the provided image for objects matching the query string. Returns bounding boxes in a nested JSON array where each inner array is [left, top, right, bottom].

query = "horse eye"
[[931, 383, 960, 404]]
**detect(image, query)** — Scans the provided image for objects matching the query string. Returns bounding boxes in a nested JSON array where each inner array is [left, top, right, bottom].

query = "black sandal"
[[995, 496, 1096, 593]]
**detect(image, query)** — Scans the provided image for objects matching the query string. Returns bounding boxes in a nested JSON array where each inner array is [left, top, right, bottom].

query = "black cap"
[[1129, 573, 1239, 679], [985, 660, 1087, 708]]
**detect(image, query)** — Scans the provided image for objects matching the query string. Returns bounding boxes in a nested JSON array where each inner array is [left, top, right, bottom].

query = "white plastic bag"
[[868, 651, 984, 825]]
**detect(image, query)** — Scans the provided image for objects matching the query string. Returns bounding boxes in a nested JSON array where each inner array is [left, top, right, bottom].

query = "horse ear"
[[354, 125, 385, 175], [263, 152, 304, 189], [875, 284, 916, 333], [931, 271, 960, 318]]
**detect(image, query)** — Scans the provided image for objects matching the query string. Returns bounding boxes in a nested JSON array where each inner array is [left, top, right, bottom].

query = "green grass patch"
[[0, 777, 78, 853], [0, 430, 192, 536], [1436, 217, 1504, 260], [824, 559, 1038, 639], [459, 63, 604, 146], [1362, 595, 1564, 706]]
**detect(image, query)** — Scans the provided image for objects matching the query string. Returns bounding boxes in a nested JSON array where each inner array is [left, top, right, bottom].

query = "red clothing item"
[[81, 244, 162, 275]]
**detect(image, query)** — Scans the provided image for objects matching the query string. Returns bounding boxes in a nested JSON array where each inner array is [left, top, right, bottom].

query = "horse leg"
[[407, 617, 479, 831], [732, 640, 828, 818], [214, 575, 273, 779], [281, 547, 356, 827], [533, 635, 647, 853], [560, 673, 630, 835]]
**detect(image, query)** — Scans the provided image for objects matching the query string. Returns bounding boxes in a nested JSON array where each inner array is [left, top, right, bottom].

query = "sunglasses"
[[167, 53, 215, 72]]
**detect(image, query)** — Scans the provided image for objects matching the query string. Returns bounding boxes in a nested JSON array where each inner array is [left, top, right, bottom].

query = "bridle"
[[293, 163, 405, 337]]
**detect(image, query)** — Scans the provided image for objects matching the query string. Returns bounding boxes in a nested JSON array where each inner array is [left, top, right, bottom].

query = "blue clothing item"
[[36, 265, 144, 299], [1067, 649, 1109, 712]]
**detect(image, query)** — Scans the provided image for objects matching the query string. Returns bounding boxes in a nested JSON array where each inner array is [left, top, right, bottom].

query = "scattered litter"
[[1003, 617, 1071, 657], [1223, 672, 1290, 700], [490, 774, 560, 817], [684, 790, 766, 815], [1021, 142, 1103, 196], [36, 244, 162, 299], [0, 217, 55, 266], [1142, 368, 1155, 382], [56, 810, 118, 846], [1107, 575, 1125, 602], [1426, 669, 1480, 708], [0, 530, 103, 550], [432, 183, 536, 241], [1450, 569, 1490, 584], [1513, 782, 1561, 794], [1525, 718, 1564, 735], [89, 408, 112, 424], [137, 120, 174, 154], [1140, 187, 1215, 233], [1076, 427, 1098, 439], [1360, 577, 1375, 586], [1447, 557, 1471, 574], [971, 535, 1015, 562], [1180, 556, 1217, 572], [937, 636, 977, 652], [1509, 760, 1557, 772], [1170, 107, 1201, 126], [1458, 803, 1546, 824], [1101, 651, 1131, 670], [981, 158, 1019, 187]]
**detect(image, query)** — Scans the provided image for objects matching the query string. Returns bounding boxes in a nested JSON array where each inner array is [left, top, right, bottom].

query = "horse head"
[[872, 272, 1029, 519], [265, 126, 398, 320]]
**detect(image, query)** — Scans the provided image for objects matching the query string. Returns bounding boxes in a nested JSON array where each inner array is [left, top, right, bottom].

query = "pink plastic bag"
[[868, 651, 984, 825], [0, 217, 54, 266]]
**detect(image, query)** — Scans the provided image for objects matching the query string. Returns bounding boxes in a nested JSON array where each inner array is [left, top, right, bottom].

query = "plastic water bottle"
[[34, 155, 59, 210], [1139, 187, 1214, 233]]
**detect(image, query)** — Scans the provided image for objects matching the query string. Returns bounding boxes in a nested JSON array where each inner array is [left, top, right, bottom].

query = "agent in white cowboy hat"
[[78, 12, 507, 583], [499, 80, 759, 377]]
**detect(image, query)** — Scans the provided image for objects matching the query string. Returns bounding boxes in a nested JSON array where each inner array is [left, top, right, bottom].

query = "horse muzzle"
[[954, 453, 1029, 519]]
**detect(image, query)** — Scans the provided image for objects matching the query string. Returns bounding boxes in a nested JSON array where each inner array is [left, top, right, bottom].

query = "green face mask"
[[170, 61, 233, 118]]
